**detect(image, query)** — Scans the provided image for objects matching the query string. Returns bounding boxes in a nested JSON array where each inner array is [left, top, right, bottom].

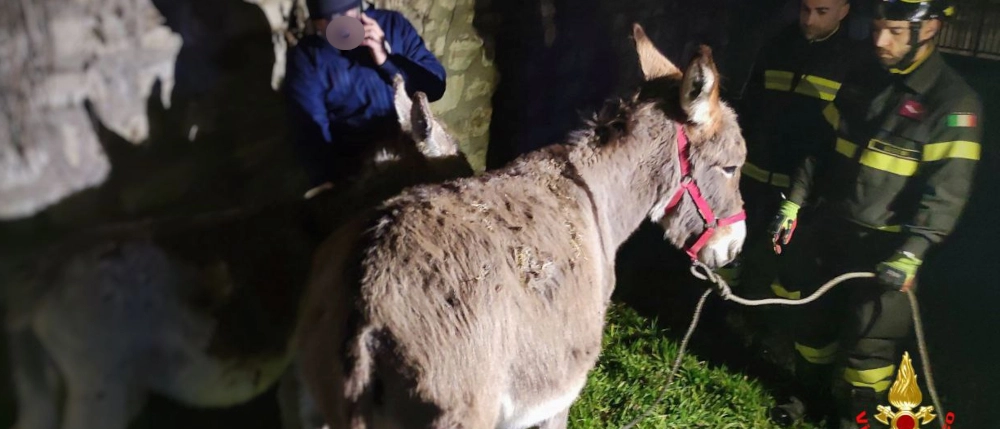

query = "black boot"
[[831, 383, 884, 429], [769, 395, 806, 427], [769, 358, 835, 427]]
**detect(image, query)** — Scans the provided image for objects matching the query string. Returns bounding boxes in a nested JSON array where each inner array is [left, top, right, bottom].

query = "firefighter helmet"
[[874, 0, 954, 73], [874, 0, 955, 22]]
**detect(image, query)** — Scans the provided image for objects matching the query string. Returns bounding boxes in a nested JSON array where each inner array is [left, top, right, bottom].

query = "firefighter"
[[768, 0, 982, 427], [722, 0, 876, 296]]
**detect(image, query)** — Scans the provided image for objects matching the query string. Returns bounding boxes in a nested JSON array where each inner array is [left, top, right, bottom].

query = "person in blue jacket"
[[285, 0, 447, 187]]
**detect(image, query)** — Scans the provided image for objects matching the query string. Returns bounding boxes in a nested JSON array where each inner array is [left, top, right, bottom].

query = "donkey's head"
[[632, 24, 747, 268], [354, 75, 472, 189], [307, 77, 472, 236], [399, 78, 474, 182]]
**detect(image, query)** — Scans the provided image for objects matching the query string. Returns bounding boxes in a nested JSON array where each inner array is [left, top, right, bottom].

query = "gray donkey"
[[296, 23, 748, 429], [3, 76, 473, 429]]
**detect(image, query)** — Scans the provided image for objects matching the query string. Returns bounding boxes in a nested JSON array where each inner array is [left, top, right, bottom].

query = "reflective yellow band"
[[794, 342, 839, 365], [922, 140, 981, 161], [844, 365, 896, 392], [860, 149, 919, 176], [836, 138, 857, 158], [742, 162, 791, 187], [823, 103, 841, 130], [763, 70, 841, 101], [765, 70, 794, 91], [848, 219, 903, 233], [742, 162, 770, 182], [803, 75, 842, 91], [771, 282, 801, 300], [836, 138, 979, 176], [771, 173, 790, 188], [836, 138, 919, 176], [794, 75, 842, 101]]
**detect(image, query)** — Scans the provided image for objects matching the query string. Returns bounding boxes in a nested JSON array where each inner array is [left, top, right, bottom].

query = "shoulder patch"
[[899, 100, 925, 120], [946, 113, 978, 127]]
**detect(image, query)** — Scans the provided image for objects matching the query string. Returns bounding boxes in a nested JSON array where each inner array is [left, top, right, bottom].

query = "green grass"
[[567, 303, 821, 429]]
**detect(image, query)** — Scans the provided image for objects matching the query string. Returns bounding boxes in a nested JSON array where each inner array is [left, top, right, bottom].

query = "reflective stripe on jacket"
[[738, 23, 873, 189], [789, 49, 984, 259]]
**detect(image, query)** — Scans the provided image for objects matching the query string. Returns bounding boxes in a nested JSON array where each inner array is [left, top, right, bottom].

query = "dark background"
[[1, 0, 996, 428], [480, 0, 1000, 428]]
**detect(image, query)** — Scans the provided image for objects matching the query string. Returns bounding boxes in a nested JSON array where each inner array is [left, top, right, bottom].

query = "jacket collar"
[[895, 47, 943, 95], [808, 23, 842, 43]]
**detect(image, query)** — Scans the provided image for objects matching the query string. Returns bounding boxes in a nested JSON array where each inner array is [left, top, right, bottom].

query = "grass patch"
[[568, 303, 821, 429]]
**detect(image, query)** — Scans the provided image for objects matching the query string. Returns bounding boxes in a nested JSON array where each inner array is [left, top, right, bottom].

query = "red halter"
[[662, 124, 746, 261]]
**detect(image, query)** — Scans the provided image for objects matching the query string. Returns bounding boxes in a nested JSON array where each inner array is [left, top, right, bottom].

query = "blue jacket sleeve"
[[377, 12, 447, 101], [285, 42, 333, 144]]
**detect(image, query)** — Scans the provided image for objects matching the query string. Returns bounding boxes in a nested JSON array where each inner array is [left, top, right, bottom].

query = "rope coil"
[[620, 261, 942, 429]]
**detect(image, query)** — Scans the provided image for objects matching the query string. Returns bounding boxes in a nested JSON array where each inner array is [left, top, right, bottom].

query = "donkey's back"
[[301, 148, 612, 429]]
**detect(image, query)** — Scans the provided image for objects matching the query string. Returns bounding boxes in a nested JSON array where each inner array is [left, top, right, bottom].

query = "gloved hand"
[[876, 251, 922, 291], [769, 200, 800, 254]]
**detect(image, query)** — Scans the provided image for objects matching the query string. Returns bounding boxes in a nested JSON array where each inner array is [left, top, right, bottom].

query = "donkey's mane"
[[566, 78, 685, 149]]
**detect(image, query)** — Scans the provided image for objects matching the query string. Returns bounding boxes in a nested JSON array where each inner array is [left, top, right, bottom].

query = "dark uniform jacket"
[[738, 23, 875, 190], [788, 48, 984, 259]]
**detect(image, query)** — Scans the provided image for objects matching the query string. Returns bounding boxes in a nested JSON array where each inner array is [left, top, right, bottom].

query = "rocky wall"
[[373, 0, 496, 173], [0, 0, 305, 230], [0, 0, 498, 233]]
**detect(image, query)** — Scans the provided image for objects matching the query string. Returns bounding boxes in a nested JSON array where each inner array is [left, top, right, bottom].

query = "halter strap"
[[663, 124, 746, 260]]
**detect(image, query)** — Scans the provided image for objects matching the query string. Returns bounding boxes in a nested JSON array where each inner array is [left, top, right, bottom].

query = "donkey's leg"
[[8, 329, 62, 429], [278, 367, 302, 429], [535, 408, 570, 429], [278, 361, 327, 429]]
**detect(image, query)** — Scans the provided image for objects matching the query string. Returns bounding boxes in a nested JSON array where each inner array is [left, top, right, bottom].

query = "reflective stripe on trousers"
[[794, 341, 839, 365], [843, 365, 896, 392]]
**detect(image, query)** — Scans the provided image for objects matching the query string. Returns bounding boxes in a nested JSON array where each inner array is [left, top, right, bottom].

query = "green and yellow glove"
[[876, 251, 922, 291], [769, 200, 800, 254]]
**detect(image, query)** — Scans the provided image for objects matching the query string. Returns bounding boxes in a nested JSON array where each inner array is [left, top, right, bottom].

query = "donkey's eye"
[[721, 165, 738, 178]]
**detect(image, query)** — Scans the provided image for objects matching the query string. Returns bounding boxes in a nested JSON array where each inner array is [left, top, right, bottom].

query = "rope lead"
[[619, 262, 942, 429]]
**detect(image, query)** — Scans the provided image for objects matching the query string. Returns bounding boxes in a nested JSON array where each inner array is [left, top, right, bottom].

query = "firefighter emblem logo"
[[874, 352, 936, 429]]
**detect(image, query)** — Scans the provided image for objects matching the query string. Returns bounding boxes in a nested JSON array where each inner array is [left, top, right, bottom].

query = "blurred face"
[[800, 0, 850, 41], [872, 19, 940, 67]]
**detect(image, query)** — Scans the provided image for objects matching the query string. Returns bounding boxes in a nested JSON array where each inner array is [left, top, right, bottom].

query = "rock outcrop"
[[0, 0, 497, 226]]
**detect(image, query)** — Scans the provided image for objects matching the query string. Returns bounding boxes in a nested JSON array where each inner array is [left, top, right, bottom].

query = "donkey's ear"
[[393, 74, 412, 133], [680, 45, 722, 132], [411, 91, 459, 157], [632, 23, 682, 81]]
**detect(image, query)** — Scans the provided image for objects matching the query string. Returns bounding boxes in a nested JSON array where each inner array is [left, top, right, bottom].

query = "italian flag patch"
[[947, 113, 977, 127]]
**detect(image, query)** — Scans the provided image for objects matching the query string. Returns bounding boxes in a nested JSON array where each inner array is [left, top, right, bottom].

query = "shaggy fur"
[[297, 24, 748, 429], [2, 77, 473, 429]]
